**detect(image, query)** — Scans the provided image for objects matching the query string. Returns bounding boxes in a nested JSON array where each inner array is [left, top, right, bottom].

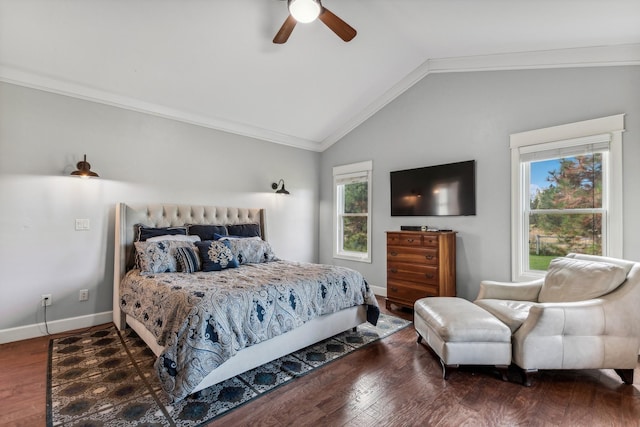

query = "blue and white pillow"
[[134, 240, 196, 274], [220, 236, 278, 265], [195, 240, 239, 271], [176, 246, 202, 273]]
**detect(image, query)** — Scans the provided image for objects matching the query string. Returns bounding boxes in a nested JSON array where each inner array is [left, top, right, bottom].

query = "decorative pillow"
[[538, 257, 627, 303], [220, 236, 278, 264], [195, 240, 239, 271], [135, 225, 187, 242], [147, 234, 201, 243], [175, 246, 201, 273], [227, 223, 261, 238], [188, 224, 228, 240], [134, 240, 196, 274]]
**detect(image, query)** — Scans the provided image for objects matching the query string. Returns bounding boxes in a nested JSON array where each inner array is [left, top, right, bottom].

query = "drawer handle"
[[390, 251, 398, 256], [425, 274, 434, 279], [406, 238, 415, 243], [425, 255, 434, 260], [390, 287, 398, 292], [390, 268, 398, 273]]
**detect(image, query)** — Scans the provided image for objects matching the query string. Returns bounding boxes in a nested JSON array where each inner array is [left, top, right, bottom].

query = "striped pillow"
[[176, 246, 201, 273]]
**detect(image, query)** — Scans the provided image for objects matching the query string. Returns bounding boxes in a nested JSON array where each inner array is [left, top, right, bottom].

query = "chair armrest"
[[516, 300, 608, 338], [511, 299, 640, 370], [476, 279, 543, 301]]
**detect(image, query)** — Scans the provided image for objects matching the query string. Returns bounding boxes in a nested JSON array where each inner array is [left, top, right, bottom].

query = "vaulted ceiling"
[[1, 0, 639, 151]]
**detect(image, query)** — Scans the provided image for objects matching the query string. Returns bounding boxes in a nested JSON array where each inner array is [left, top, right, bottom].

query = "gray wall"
[[0, 82, 320, 334], [319, 66, 640, 300], [2, 65, 639, 339]]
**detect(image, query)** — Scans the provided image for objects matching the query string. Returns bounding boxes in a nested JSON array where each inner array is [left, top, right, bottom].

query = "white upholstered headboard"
[[112, 202, 266, 329]]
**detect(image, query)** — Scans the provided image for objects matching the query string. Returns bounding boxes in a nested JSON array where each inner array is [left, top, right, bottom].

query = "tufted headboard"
[[112, 202, 266, 329]]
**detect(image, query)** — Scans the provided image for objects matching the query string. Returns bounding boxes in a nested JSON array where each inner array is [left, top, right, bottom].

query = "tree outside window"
[[340, 180, 368, 253], [528, 154, 603, 271], [333, 161, 372, 262]]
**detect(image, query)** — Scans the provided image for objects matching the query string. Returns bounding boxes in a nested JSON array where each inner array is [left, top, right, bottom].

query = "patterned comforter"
[[120, 260, 380, 402]]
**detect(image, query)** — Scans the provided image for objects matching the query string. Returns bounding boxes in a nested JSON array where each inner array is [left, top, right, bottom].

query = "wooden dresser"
[[385, 230, 457, 310]]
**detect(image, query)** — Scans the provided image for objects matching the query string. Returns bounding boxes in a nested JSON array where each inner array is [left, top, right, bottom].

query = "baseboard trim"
[[0, 311, 113, 344], [371, 284, 387, 298], [0, 289, 392, 344]]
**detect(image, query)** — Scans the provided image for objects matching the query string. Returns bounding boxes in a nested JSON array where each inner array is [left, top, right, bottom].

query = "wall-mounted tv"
[[390, 160, 476, 216]]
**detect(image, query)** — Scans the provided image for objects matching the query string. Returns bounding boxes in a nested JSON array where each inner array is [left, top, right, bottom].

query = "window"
[[333, 161, 372, 262], [510, 115, 624, 281]]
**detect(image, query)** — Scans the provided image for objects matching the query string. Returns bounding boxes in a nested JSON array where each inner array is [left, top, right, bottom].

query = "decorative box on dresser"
[[385, 230, 457, 310]]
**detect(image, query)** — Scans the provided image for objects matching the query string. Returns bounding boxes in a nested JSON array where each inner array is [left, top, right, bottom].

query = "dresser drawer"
[[388, 262, 439, 285], [387, 233, 422, 246], [387, 246, 438, 265], [387, 280, 439, 303], [422, 235, 439, 247]]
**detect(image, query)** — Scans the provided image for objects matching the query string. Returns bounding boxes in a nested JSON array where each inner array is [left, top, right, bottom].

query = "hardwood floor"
[[1, 296, 639, 426]]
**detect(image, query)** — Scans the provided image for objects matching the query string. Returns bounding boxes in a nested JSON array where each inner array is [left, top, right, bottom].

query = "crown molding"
[[426, 43, 640, 73], [0, 65, 321, 152], [2, 44, 639, 153]]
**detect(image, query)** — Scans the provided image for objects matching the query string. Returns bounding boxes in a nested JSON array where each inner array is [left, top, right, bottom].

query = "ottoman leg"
[[615, 369, 634, 384], [519, 368, 538, 386], [440, 359, 459, 380], [496, 365, 509, 382]]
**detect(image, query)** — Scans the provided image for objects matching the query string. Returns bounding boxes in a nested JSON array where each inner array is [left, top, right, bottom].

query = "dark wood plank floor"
[[1, 296, 639, 426]]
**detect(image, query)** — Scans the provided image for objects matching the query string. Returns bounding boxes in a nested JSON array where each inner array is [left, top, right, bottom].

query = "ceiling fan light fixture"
[[288, 0, 321, 23]]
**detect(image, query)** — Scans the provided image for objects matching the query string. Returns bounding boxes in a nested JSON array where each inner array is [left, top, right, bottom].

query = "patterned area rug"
[[47, 313, 411, 426]]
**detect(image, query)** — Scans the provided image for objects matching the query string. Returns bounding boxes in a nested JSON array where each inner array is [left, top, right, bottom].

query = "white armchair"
[[475, 253, 640, 385]]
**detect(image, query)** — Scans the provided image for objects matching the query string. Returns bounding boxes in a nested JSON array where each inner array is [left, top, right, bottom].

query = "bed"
[[112, 202, 379, 402]]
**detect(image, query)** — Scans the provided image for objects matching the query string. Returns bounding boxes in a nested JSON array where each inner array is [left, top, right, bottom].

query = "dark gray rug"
[[47, 313, 411, 426]]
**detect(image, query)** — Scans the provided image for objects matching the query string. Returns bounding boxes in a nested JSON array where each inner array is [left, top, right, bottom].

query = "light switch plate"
[[75, 218, 90, 230]]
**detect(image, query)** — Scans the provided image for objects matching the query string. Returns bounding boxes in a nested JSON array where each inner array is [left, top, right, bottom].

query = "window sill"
[[333, 253, 371, 263]]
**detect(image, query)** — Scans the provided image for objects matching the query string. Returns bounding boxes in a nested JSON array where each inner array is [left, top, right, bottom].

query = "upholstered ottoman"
[[414, 297, 512, 379]]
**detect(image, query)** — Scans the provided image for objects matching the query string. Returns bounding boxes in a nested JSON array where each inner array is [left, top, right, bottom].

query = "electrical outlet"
[[79, 289, 89, 301], [41, 294, 52, 307]]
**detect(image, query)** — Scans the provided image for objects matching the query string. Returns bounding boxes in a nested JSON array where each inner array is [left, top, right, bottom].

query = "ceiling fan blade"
[[318, 7, 356, 42], [273, 15, 297, 44]]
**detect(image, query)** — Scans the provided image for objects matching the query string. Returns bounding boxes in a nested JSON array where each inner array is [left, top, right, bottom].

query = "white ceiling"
[[2, 0, 640, 151]]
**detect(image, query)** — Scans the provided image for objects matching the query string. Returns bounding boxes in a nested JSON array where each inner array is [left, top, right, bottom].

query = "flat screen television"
[[390, 160, 476, 216]]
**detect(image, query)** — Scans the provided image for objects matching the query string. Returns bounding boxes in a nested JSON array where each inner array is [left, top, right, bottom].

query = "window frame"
[[510, 115, 624, 282], [333, 160, 373, 263]]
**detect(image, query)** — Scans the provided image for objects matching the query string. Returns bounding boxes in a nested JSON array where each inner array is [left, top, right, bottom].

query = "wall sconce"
[[70, 154, 99, 178], [271, 179, 290, 195]]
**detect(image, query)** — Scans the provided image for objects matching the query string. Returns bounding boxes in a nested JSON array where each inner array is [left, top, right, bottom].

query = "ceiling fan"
[[273, 0, 357, 44]]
